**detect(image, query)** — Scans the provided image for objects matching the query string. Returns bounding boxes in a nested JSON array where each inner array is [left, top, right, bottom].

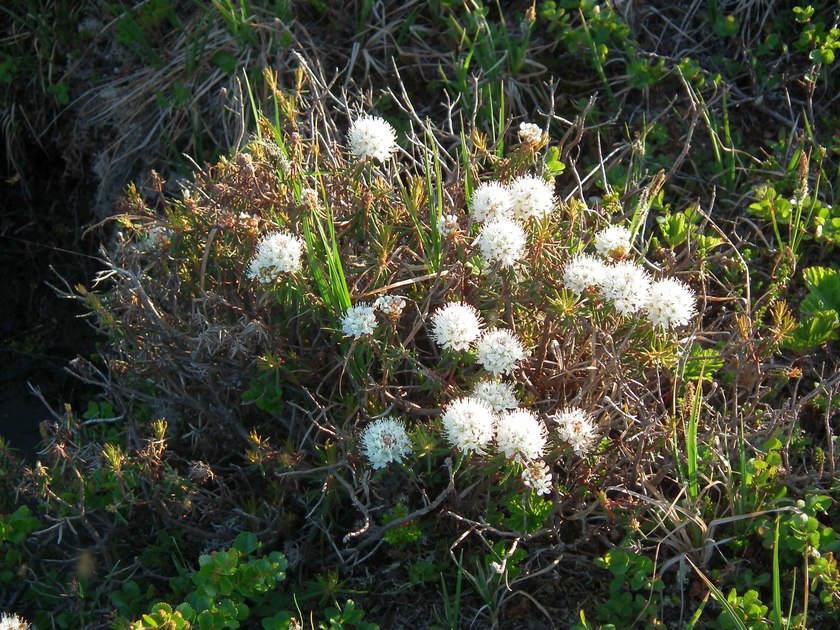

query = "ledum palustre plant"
[[36, 53, 830, 627]]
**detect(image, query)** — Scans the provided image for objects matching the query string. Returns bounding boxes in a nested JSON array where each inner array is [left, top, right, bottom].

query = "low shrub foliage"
[[2, 1, 839, 628]]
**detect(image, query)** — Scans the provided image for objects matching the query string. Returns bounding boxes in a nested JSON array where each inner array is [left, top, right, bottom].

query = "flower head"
[[476, 328, 527, 375], [471, 379, 518, 413], [646, 277, 697, 329], [553, 407, 597, 456], [247, 230, 305, 284], [600, 261, 652, 316], [477, 217, 527, 268], [360, 417, 412, 469], [0, 613, 31, 630], [341, 303, 378, 338], [430, 302, 483, 351], [438, 213, 460, 238], [347, 115, 398, 163], [563, 253, 609, 295], [518, 122, 544, 145], [135, 224, 171, 252], [470, 181, 514, 223], [594, 224, 633, 259], [300, 187, 320, 209], [441, 397, 496, 453], [509, 175, 556, 220], [258, 139, 290, 173], [495, 409, 547, 460], [374, 295, 407, 319], [521, 460, 552, 495]]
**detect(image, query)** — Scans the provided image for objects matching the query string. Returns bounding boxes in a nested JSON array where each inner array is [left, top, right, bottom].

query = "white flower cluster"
[[594, 224, 633, 258], [563, 253, 609, 295], [247, 230, 305, 284], [518, 122, 544, 145], [563, 248, 697, 329], [495, 409, 547, 460], [471, 379, 518, 412], [429, 304, 527, 373], [441, 396, 546, 463], [521, 460, 553, 495], [470, 182, 514, 223], [509, 175, 556, 220], [348, 115, 398, 163], [300, 187, 320, 208], [0, 613, 31, 630], [600, 261, 652, 316], [475, 328, 527, 375], [134, 224, 171, 252], [438, 213, 460, 238], [441, 397, 496, 453], [437, 382, 615, 497], [341, 303, 377, 338], [430, 302, 483, 351], [342, 295, 410, 339], [465, 176, 556, 269], [477, 217, 527, 268], [553, 407, 597, 456], [438, 387, 605, 498], [646, 278, 697, 329], [374, 294, 407, 319], [360, 417, 412, 469], [469, 176, 555, 223]]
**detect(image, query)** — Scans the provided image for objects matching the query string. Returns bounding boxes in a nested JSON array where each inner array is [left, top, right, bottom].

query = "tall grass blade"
[[302, 197, 351, 316], [772, 516, 783, 629], [685, 591, 710, 629], [686, 379, 701, 501], [421, 129, 443, 272], [687, 558, 749, 630]]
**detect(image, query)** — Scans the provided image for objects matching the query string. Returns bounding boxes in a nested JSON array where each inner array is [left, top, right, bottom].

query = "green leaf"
[[658, 211, 689, 247], [544, 146, 566, 176], [197, 610, 215, 630], [211, 50, 238, 75], [749, 185, 792, 222], [784, 310, 839, 351], [793, 5, 815, 23], [218, 575, 234, 596], [682, 346, 724, 382], [234, 532, 260, 555], [801, 267, 840, 313], [812, 47, 835, 64], [176, 603, 195, 621], [262, 611, 295, 629], [714, 14, 739, 37], [47, 82, 70, 106]]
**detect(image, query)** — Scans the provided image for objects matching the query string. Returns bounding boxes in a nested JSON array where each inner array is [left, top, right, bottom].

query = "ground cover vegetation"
[[1, 0, 840, 627]]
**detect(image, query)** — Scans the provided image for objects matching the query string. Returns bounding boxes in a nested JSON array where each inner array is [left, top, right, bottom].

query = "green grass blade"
[[241, 70, 262, 141], [772, 516, 783, 630], [302, 195, 351, 316], [302, 216, 331, 310], [686, 381, 701, 501], [321, 206, 352, 312], [687, 558, 749, 630], [460, 127, 474, 202], [722, 91, 736, 189], [685, 591, 709, 629], [738, 412, 748, 519], [419, 129, 443, 273]]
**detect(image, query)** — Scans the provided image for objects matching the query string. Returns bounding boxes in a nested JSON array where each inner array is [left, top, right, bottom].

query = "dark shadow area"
[[1, 142, 102, 457]]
